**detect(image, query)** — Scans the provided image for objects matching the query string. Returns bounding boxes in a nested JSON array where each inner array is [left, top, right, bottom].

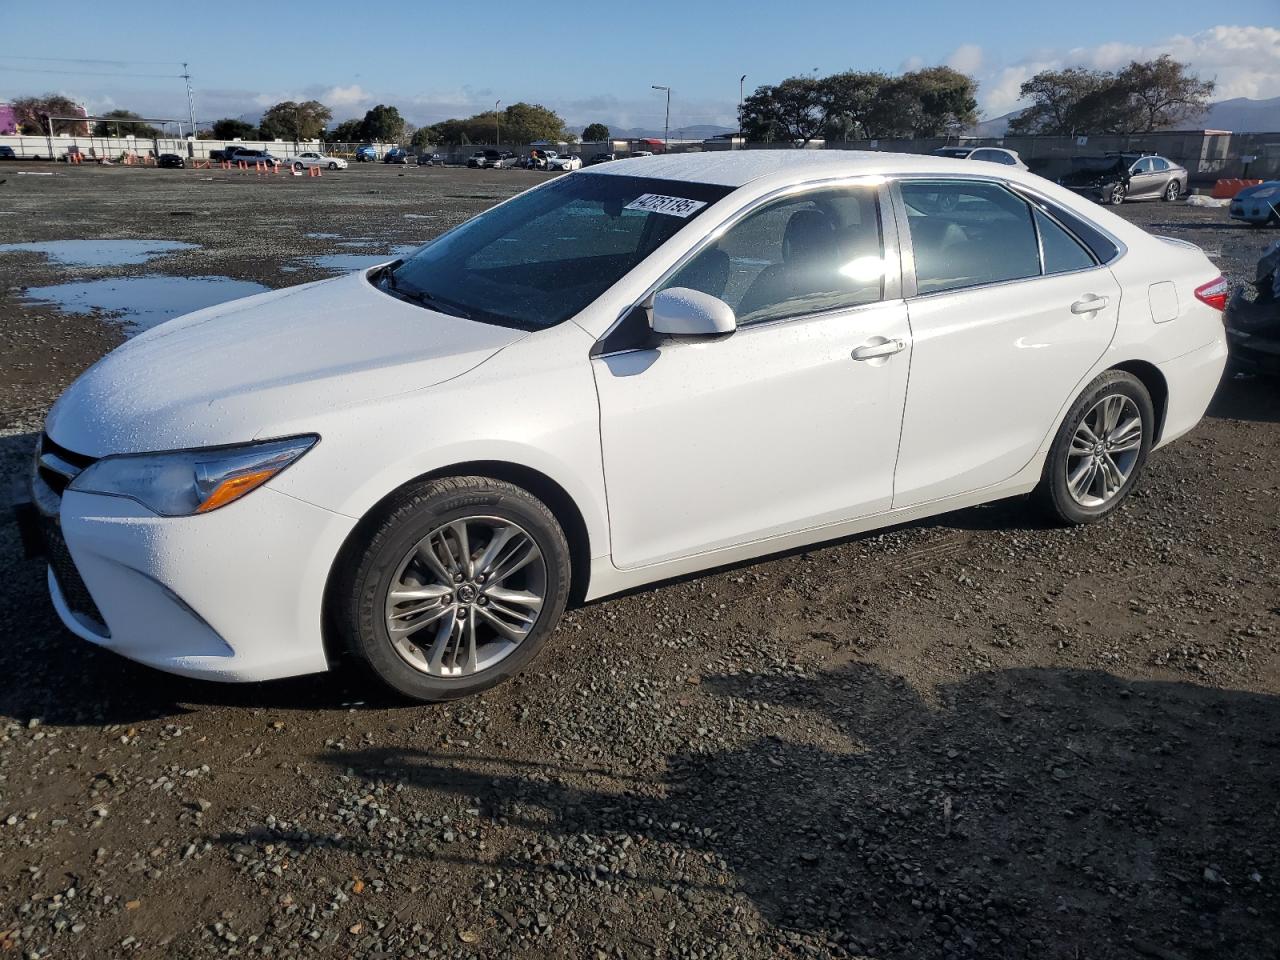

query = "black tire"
[[328, 162, 338, 170], [334, 476, 571, 702], [1033, 370, 1154, 525], [1163, 179, 1181, 202], [1109, 182, 1127, 205]]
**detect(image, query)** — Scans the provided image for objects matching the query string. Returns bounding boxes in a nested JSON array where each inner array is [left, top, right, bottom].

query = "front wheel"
[[334, 476, 571, 701], [328, 162, 338, 170], [1033, 370, 1154, 525], [1109, 182, 1128, 205], [1163, 180, 1181, 202]]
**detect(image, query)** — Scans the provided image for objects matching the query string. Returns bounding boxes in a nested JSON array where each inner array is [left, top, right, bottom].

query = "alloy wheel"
[[384, 516, 547, 677], [1165, 180, 1180, 201], [1110, 183, 1127, 205], [1065, 394, 1143, 507]]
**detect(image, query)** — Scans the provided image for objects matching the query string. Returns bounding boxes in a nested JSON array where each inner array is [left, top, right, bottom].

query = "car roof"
[[580, 149, 1023, 188]]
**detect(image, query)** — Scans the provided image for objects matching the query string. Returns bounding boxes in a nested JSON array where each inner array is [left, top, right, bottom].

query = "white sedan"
[[285, 150, 347, 171], [546, 153, 583, 172], [27, 152, 1227, 701]]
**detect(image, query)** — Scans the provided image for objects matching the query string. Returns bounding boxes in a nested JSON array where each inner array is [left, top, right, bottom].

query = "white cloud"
[[947, 44, 984, 75], [977, 25, 1280, 118], [321, 84, 369, 108]]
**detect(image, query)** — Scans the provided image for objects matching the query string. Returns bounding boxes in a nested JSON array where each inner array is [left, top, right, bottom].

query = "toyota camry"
[[22, 151, 1228, 701]]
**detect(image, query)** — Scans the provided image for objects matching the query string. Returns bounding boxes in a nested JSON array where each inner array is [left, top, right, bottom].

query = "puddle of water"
[[298, 245, 419, 272], [403, 213, 437, 220], [305, 232, 342, 240], [23, 275, 270, 336], [337, 239, 379, 248], [0, 239, 198, 267]]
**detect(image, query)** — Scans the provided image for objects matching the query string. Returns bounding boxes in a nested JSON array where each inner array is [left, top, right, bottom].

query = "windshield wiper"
[[385, 280, 472, 320]]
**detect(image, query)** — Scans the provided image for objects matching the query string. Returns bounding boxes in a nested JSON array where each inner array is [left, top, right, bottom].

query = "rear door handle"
[[851, 338, 905, 361], [1070, 295, 1109, 315]]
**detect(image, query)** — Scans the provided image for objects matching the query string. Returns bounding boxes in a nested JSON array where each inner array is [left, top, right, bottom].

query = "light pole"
[[651, 85, 670, 150], [739, 74, 746, 146], [495, 100, 501, 146]]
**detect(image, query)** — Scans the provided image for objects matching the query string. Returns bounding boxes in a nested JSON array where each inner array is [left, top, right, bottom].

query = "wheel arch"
[[1108, 359, 1169, 443], [321, 460, 594, 668]]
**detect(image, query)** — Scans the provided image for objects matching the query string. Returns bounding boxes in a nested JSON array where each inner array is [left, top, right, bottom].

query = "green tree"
[[358, 104, 406, 143], [1009, 57, 1213, 135], [91, 110, 160, 138], [500, 102, 570, 143], [211, 117, 259, 140], [10, 94, 87, 135], [1117, 55, 1215, 132], [259, 100, 332, 141], [892, 66, 979, 136], [581, 122, 610, 142], [1007, 68, 1111, 135], [821, 71, 889, 140], [327, 118, 364, 142], [740, 76, 831, 145], [409, 126, 436, 151]]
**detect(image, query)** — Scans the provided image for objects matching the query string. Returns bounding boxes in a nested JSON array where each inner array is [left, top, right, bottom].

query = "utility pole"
[[495, 100, 501, 146], [739, 74, 746, 146], [651, 85, 670, 150], [181, 62, 196, 136]]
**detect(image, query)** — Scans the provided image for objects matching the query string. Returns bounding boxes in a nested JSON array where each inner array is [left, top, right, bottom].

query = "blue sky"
[[3, 1, 1278, 131]]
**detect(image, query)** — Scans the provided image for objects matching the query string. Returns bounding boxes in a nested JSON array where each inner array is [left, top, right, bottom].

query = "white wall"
[[0, 134, 395, 160]]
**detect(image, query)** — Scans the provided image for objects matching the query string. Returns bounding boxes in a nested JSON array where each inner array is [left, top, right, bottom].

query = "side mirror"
[[650, 288, 736, 338]]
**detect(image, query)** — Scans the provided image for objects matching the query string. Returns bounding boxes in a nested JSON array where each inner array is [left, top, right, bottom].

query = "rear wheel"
[[335, 477, 571, 701], [1034, 371, 1154, 525]]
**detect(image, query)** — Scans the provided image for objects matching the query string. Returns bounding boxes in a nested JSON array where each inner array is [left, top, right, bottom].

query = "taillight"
[[1194, 276, 1228, 311]]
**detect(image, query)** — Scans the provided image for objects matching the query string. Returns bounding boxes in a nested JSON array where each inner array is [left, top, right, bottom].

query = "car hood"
[[1236, 181, 1280, 201], [46, 269, 527, 458]]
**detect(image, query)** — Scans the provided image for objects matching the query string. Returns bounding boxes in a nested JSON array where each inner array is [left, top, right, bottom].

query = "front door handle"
[[852, 338, 905, 361], [1070, 295, 1109, 315]]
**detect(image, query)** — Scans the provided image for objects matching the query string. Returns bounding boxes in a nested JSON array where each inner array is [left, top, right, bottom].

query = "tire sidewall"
[[1042, 372, 1154, 524], [344, 480, 570, 702]]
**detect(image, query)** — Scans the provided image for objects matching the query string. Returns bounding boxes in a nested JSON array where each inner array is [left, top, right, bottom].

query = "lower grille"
[[42, 517, 109, 635]]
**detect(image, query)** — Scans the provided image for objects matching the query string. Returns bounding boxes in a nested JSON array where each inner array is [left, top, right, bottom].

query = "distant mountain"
[[1189, 96, 1280, 132], [601, 123, 736, 141], [972, 96, 1280, 137]]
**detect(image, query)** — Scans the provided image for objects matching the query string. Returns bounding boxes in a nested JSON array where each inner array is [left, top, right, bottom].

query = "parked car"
[[0, 146, 18, 160], [469, 149, 516, 169], [931, 145, 1028, 170], [1229, 181, 1280, 227], [156, 153, 185, 169], [589, 153, 616, 165], [286, 151, 347, 171], [1060, 153, 1188, 205], [383, 148, 411, 165], [23, 152, 1228, 702], [226, 148, 280, 167], [355, 144, 378, 162], [1225, 239, 1280, 376], [417, 153, 442, 166], [546, 154, 583, 172]]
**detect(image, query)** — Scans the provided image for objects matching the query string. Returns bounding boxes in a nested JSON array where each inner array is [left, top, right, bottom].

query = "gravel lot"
[[1, 162, 1278, 960]]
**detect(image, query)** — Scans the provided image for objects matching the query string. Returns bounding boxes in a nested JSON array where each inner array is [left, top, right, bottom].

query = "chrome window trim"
[[592, 175, 899, 355]]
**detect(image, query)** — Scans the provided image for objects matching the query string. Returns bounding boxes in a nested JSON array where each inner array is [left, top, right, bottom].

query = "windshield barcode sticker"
[[624, 194, 708, 218]]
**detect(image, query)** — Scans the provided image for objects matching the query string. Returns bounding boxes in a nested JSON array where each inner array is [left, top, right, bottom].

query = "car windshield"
[[383, 174, 733, 330]]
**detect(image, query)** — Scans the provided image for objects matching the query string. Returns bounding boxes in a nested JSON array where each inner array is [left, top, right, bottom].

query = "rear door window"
[[1034, 209, 1095, 275], [899, 180, 1040, 294]]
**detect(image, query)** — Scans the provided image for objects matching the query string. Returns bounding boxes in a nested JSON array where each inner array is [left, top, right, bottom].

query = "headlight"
[[69, 435, 317, 517]]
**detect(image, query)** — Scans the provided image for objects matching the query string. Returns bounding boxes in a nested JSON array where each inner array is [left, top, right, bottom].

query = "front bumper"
[[1229, 198, 1277, 224], [24, 461, 357, 682]]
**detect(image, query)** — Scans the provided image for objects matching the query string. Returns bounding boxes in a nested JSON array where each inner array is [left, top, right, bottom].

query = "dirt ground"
[[0, 162, 1278, 960]]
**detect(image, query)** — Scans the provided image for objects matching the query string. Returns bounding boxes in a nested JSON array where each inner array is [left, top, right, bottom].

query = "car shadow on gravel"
[[313, 665, 1279, 960], [1208, 375, 1280, 424]]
